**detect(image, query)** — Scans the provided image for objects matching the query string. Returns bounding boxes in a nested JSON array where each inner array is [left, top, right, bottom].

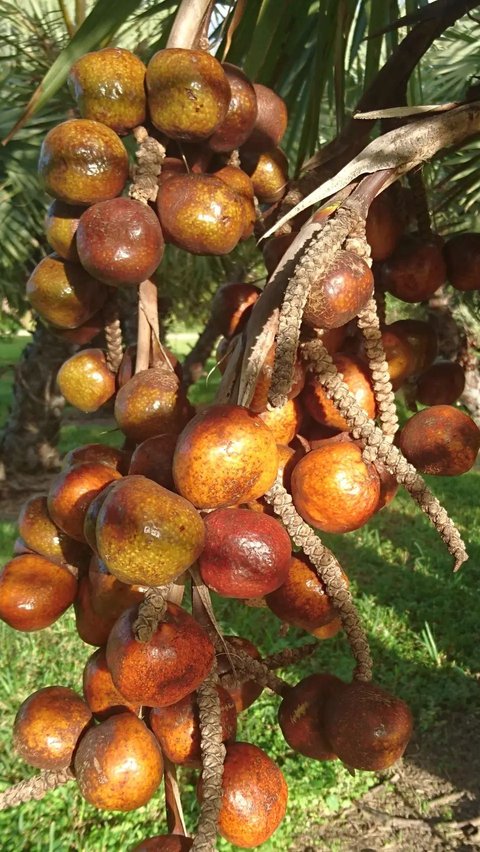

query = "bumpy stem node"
[[134, 586, 170, 642], [0, 768, 74, 810], [103, 297, 124, 373]]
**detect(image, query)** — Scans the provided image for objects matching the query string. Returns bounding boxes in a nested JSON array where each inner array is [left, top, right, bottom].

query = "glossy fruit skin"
[[74, 712, 163, 811], [63, 443, 128, 473], [444, 232, 480, 291], [381, 235, 447, 302], [74, 575, 116, 646], [76, 198, 164, 286], [399, 405, 480, 476], [131, 835, 193, 852], [291, 443, 380, 533], [68, 48, 146, 135], [214, 166, 256, 239], [278, 673, 341, 760], [14, 686, 92, 769], [38, 119, 129, 205], [265, 553, 340, 631], [365, 192, 403, 261], [217, 636, 263, 712], [241, 147, 288, 203], [173, 404, 279, 510], [53, 311, 104, 345], [57, 349, 115, 413], [88, 554, 146, 619], [302, 353, 375, 432], [303, 250, 374, 329], [128, 434, 177, 489], [106, 603, 215, 707], [157, 175, 244, 255], [146, 48, 230, 141], [323, 681, 413, 770], [208, 63, 257, 152], [374, 459, 399, 511], [114, 367, 190, 444], [26, 254, 108, 329], [388, 319, 438, 374], [17, 495, 86, 566], [242, 83, 288, 152], [258, 397, 303, 445], [0, 554, 77, 632], [212, 742, 288, 847], [379, 326, 416, 390], [415, 361, 465, 406], [83, 647, 139, 721], [210, 282, 261, 338], [45, 200, 83, 261], [149, 685, 237, 767], [199, 508, 291, 599], [96, 476, 205, 587], [48, 462, 122, 542], [249, 345, 305, 414]]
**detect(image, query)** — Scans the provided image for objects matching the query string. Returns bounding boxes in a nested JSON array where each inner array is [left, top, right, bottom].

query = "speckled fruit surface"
[[303, 250, 374, 329], [278, 673, 341, 760], [302, 353, 375, 431], [381, 235, 446, 302], [208, 63, 257, 151], [48, 462, 122, 542], [57, 349, 115, 413], [17, 495, 86, 566], [114, 367, 190, 444], [14, 686, 92, 769], [83, 647, 139, 721], [266, 552, 341, 630], [242, 83, 288, 151], [399, 404, 480, 475], [45, 200, 83, 261], [0, 554, 77, 632], [415, 361, 465, 406], [241, 147, 288, 203], [128, 434, 177, 489], [26, 254, 108, 329]]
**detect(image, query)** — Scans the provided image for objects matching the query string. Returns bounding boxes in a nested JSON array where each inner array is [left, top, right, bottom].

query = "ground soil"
[[292, 711, 480, 851]]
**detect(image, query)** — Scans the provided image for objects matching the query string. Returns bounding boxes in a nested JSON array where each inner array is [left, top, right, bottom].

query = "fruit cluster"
[[1, 38, 479, 852]]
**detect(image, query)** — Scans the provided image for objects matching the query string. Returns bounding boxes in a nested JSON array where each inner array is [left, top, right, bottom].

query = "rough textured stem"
[[223, 640, 289, 696], [264, 478, 373, 682], [0, 769, 74, 810], [192, 662, 225, 852], [129, 127, 165, 205], [103, 298, 124, 373], [134, 586, 170, 642], [302, 336, 468, 571], [407, 167, 432, 239], [374, 288, 387, 326], [356, 297, 399, 440], [264, 643, 317, 669]]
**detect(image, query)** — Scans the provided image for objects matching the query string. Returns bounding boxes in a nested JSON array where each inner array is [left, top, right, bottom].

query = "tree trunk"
[[0, 322, 74, 489]]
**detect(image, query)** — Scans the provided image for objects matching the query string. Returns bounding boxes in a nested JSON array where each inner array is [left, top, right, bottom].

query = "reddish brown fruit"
[[0, 554, 77, 632], [302, 353, 375, 431], [83, 647, 139, 720], [278, 673, 341, 760], [146, 48, 230, 141], [106, 603, 214, 707], [311, 617, 342, 639], [241, 147, 288, 204], [199, 508, 291, 599], [45, 200, 83, 261], [212, 742, 288, 847], [149, 685, 237, 766], [17, 495, 86, 566], [243, 84, 288, 152], [131, 838, 193, 852], [415, 361, 465, 406], [303, 250, 374, 329], [57, 349, 115, 413], [208, 63, 257, 151], [323, 681, 413, 770], [444, 232, 480, 291], [95, 476, 205, 587], [26, 254, 108, 329], [291, 442, 380, 533], [389, 318, 438, 374], [38, 119, 128, 205], [74, 575, 115, 646], [258, 397, 303, 444], [217, 637, 263, 712], [365, 192, 403, 261], [128, 434, 177, 489], [114, 367, 191, 444], [74, 712, 163, 810], [53, 311, 104, 345], [380, 235, 446, 302], [157, 175, 244, 255], [250, 345, 305, 413], [173, 404, 279, 509], [379, 326, 416, 390], [210, 282, 261, 338], [63, 443, 128, 473], [13, 686, 92, 769], [88, 555, 146, 619], [48, 462, 122, 542], [265, 553, 341, 631], [399, 405, 480, 475], [374, 459, 399, 511], [76, 198, 164, 287]]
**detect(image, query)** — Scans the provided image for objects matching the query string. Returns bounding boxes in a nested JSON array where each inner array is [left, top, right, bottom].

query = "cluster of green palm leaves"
[[1, 0, 479, 331]]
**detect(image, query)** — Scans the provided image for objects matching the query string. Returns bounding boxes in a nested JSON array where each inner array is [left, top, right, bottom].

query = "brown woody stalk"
[[356, 297, 399, 440], [0, 768, 74, 810], [302, 335, 468, 571], [264, 477, 373, 682], [223, 640, 289, 696], [103, 297, 124, 373], [133, 585, 171, 642], [263, 643, 317, 669]]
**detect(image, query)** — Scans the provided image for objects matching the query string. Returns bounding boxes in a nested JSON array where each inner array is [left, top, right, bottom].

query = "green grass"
[[0, 335, 479, 850]]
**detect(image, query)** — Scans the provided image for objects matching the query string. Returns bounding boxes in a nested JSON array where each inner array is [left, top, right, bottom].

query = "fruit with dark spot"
[[156, 174, 245, 255], [149, 685, 237, 766], [199, 508, 291, 599], [0, 554, 78, 631], [278, 673, 342, 760], [210, 282, 261, 338], [48, 462, 122, 542], [217, 636, 264, 712], [68, 48, 146, 135], [146, 48, 230, 141], [388, 318, 438, 374], [26, 255, 108, 329], [57, 349, 116, 413], [242, 83, 288, 152], [95, 475, 205, 587], [241, 148, 288, 204], [83, 647, 139, 721], [303, 250, 374, 329], [76, 198, 164, 286], [415, 360, 465, 406], [74, 712, 163, 810], [45, 200, 83, 261], [17, 495, 87, 566], [302, 353, 375, 431], [13, 686, 92, 769], [173, 404, 279, 509], [38, 119, 128, 205], [323, 680, 413, 770], [265, 553, 343, 632], [365, 192, 403, 261], [114, 367, 191, 444], [291, 442, 380, 533], [398, 405, 480, 475], [444, 232, 480, 291], [106, 603, 214, 707], [380, 235, 446, 302], [208, 63, 257, 151], [128, 434, 177, 489], [214, 166, 256, 239]]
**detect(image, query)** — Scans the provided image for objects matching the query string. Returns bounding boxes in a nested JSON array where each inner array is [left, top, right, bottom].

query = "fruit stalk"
[[163, 756, 188, 836], [264, 643, 317, 670], [0, 768, 74, 810], [103, 297, 124, 373], [133, 585, 170, 643], [356, 297, 399, 440]]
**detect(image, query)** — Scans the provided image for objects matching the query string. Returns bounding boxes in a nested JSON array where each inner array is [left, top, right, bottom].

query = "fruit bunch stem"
[[357, 297, 399, 440], [0, 768, 74, 811], [103, 297, 124, 373]]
